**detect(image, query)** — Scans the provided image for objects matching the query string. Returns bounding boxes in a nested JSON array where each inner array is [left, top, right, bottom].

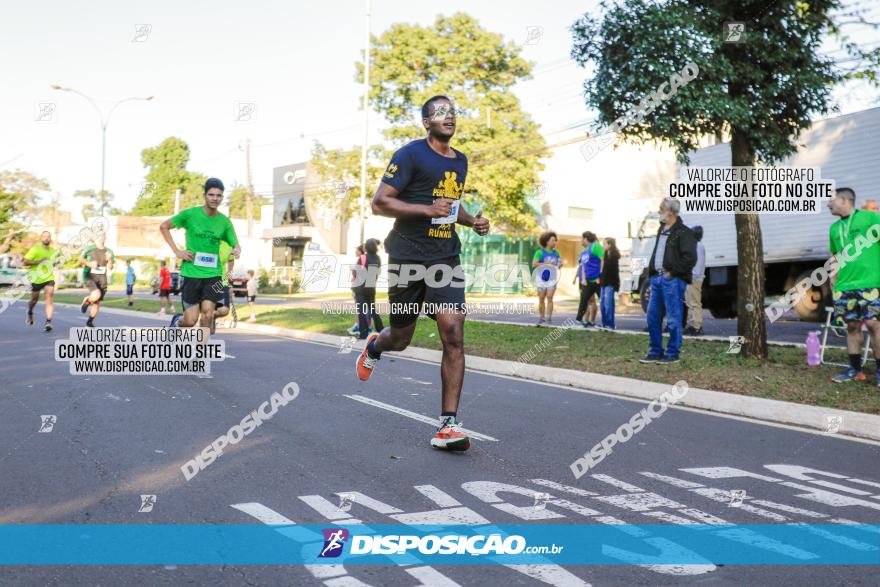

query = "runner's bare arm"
[[371, 182, 451, 218], [458, 208, 490, 235], [159, 219, 193, 262]]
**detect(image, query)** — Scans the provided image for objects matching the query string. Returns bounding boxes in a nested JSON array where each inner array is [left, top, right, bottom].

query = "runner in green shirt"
[[159, 177, 240, 331], [23, 231, 59, 331], [79, 233, 115, 327], [827, 187, 880, 386]]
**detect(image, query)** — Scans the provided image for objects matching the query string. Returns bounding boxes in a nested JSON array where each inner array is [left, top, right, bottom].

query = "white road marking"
[[681, 466, 782, 482], [590, 474, 644, 492], [299, 492, 403, 519], [344, 395, 498, 441], [750, 500, 828, 518], [594, 492, 685, 513], [530, 478, 598, 497], [400, 376, 432, 386], [413, 484, 461, 508], [675, 508, 727, 525], [639, 472, 704, 489], [231, 502, 296, 525], [390, 507, 490, 525]]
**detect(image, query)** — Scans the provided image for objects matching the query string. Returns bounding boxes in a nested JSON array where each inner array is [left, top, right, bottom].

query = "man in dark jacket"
[[640, 198, 697, 363]]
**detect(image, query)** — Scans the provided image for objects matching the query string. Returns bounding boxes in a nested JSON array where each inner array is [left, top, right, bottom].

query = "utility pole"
[[245, 138, 254, 237], [358, 0, 371, 246], [51, 192, 62, 238]]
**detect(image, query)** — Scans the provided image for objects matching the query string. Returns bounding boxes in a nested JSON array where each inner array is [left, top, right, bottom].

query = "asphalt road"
[[1, 303, 878, 586]]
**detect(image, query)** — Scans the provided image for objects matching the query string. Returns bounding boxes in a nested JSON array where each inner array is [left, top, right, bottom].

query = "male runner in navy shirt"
[[355, 95, 490, 451]]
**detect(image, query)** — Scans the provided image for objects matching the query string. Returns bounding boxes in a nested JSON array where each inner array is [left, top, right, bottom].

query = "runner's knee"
[[438, 321, 463, 348]]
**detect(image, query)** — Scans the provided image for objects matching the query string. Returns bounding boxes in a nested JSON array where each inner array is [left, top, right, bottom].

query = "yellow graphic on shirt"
[[428, 224, 454, 239], [432, 171, 463, 200], [384, 163, 398, 179]]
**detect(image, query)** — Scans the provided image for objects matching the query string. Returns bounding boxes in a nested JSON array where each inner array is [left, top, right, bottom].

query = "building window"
[[568, 206, 594, 220]]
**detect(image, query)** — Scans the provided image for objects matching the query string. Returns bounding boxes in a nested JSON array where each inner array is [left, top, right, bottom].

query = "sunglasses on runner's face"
[[430, 105, 459, 119]]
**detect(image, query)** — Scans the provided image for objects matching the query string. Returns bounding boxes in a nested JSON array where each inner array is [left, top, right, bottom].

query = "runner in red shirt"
[[157, 260, 176, 316]]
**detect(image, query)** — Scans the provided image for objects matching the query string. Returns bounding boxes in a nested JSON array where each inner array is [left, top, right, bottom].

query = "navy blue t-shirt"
[[381, 139, 468, 261]]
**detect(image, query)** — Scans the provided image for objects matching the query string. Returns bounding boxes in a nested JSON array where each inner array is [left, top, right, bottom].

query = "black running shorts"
[[387, 255, 466, 328], [86, 275, 108, 301], [181, 276, 225, 308]]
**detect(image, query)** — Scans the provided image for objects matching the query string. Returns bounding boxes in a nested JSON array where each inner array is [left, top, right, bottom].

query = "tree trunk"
[[731, 127, 768, 359]]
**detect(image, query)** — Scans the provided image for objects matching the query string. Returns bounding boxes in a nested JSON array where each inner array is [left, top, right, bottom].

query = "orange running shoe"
[[355, 333, 380, 381], [430, 418, 471, 451]]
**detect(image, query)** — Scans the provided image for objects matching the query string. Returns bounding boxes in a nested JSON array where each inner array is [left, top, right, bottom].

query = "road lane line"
[[343, 395, 499, 441]]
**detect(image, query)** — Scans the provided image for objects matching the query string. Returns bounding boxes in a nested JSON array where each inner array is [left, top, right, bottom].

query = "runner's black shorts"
[[581, 280, 600, 300], [181, 276, 225, 308], [31, 280, 55, 292], [387, 255, 466, 328], [86, 275, 108, 301]]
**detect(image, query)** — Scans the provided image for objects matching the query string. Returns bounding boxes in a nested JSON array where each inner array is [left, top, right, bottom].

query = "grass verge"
[[53, 294, 880, 414]]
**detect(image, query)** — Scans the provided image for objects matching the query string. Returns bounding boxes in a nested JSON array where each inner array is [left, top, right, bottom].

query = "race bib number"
[[91, 266, 106, 275], [193, 252, 218, 268], [431, 200, 460, 225]]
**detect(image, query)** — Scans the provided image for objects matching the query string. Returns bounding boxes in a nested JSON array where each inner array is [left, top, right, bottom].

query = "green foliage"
[[131, 137, 207, 216], [308, 143, 388, 221], [226, 185, 269, 220], [570, 0, 878, 165], [352, 12, 547, 236], [73, 189, 121, 221], [0, 170, 50, 254]]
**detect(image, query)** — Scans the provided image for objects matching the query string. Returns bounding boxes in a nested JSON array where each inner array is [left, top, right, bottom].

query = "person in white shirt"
[[246, 270, 258, 321], [684, 225, 706, 335]]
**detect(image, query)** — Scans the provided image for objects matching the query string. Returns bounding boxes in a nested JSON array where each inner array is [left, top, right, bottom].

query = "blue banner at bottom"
[[0, 524, 878, 565]]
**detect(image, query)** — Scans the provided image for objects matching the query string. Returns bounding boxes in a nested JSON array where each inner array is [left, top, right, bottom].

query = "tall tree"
[[132, 137, 207, 216], [73, 189, 121, 220], [571, 0, 879, 359], [0, 170, 50, 254], [312, 12, 547, 235]]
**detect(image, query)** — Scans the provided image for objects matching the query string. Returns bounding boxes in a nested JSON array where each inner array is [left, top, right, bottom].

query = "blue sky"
[[1, 0, 877, 216]]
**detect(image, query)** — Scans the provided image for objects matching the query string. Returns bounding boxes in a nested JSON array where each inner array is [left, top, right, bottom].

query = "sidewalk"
[[56, 303, 880, 443]]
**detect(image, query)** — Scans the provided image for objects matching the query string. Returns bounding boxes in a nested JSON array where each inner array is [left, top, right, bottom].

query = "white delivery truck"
[[627, 106, 880, 322]]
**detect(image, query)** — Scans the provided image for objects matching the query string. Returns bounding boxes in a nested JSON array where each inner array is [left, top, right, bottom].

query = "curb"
[[56, 303, 880, 443]]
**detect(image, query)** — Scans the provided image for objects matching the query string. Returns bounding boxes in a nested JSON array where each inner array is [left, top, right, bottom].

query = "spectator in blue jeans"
[[599, 237, 620, 329], [640, 198, 697, 364]]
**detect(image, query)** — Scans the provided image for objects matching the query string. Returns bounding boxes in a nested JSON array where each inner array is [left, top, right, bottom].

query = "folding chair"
[[819, 306, 872, 366]]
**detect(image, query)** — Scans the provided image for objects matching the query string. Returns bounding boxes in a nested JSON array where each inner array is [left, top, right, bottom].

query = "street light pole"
[[50, 85, 153, 215], [358, 0, 371, 247]]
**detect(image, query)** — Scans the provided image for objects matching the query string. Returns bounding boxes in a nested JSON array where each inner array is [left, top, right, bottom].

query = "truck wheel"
[[639, 279, 650, 313], [792, 270, 827, 322]]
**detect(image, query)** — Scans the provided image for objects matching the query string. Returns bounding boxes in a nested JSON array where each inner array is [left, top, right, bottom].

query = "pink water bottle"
[[806, 331, 821, 366]]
